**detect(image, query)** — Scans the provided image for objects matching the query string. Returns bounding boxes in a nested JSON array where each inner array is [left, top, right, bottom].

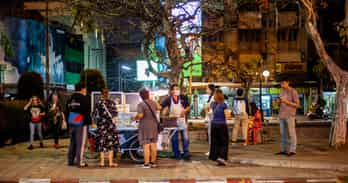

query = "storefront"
[[189, 82, 318, 119]]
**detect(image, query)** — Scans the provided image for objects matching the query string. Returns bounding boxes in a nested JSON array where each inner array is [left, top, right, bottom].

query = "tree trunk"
[[164, 23, 182, 83], [319, 78, 323, 96], [165, 35, 182, 84], [305, 21, 348, 147], [330, 81, 348, 147], [162, 0, 183, 84]]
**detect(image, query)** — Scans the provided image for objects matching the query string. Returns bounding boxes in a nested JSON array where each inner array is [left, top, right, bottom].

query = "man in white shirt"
[[231, 88, 249, 145]]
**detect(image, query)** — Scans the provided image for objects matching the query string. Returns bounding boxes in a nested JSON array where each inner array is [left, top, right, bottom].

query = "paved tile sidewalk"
[[0, 138, 347, 181]]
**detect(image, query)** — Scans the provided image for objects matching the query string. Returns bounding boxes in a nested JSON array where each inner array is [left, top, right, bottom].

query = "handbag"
[[61, 120, 67, 130], [143, 100, 163, 132]]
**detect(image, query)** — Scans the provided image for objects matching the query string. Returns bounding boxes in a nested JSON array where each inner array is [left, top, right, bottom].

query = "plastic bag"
[[61, 121, 67, 130]]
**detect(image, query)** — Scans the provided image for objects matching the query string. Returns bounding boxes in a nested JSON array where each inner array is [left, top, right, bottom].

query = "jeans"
[[68, 125, 87, 166], [231, 116, 248, 142], [279, 117, 297, 153], [29, 122, 43, 145], [171, 127, 190, 158]]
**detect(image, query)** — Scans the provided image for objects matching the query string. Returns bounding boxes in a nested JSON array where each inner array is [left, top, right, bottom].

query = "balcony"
[[277, 52, 302, 63]]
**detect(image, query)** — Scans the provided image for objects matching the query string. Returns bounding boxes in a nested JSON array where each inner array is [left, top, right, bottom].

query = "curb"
[[0, 178, 339, 183], [0, 178, 338, 183], [230, 157, 348, 171]]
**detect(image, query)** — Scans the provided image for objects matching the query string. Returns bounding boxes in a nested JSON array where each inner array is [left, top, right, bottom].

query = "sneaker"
[[275, 151, 287, 155], [39, 142, 44, 148], [287, 152, 296, 156], [150, 162, 157, 168], [205, 152, 210, 156], [170, 155, 181, 160], [141, 164, 151, 169], [216, 158, 228, 166], [27, 145, 34, 150]]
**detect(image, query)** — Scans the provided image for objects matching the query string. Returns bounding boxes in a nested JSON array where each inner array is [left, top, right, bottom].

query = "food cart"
[[89, 91, 178, 163]]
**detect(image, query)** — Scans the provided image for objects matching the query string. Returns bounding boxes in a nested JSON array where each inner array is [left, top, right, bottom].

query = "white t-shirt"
[[233, 99, 247, 116]]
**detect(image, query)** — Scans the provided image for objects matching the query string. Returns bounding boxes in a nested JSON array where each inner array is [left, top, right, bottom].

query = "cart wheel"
[[128, 139, 144, 163]]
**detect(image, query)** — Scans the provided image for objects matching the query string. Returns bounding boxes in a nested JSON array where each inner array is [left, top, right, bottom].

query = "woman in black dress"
[[93, 89, 119, 167], [47, 93, 67, 148]]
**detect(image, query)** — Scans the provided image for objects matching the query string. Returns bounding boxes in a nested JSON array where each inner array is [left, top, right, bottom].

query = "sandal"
[[99, 164, 105, 168], [78, 163, 88, 168]]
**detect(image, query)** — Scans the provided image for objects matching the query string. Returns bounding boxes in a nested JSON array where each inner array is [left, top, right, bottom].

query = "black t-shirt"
[[26, 104, 45, 123], [66, 93, 91, 125]]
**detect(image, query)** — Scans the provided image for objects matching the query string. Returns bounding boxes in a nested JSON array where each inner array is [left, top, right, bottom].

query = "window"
[[238, 30, 262, 51], [277, 29, 299, 51]]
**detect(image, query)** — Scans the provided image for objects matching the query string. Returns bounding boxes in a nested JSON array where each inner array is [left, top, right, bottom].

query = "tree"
[[299, 0, 348, 147], [17, 72, 44, 100], [0, 32, 14, 58], [79, 69, 106, 94], [336, 0, 348, 48], [64, 0, 224, 84]]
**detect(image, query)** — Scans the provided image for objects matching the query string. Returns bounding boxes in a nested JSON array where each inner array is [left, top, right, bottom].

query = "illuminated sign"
[[136, 60, 158, 81]]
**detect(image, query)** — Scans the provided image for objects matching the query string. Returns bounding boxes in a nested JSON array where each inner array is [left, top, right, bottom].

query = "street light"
[[260, 69, 270, 122], [121, 65, 131, 71], [262, 70, 270, 79]]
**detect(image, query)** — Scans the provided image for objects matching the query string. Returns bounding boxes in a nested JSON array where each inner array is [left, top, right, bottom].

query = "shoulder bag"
[[143, 100, 163, 132]]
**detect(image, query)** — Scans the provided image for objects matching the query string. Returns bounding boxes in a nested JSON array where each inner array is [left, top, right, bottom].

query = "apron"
[[205, 99, 214, 122], [170, 97, 187, 129]]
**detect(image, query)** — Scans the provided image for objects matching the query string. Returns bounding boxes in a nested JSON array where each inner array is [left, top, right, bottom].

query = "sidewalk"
[[0, 138, 347, 181], [228, 139, 348, 171], [189, 115, 332, 125]]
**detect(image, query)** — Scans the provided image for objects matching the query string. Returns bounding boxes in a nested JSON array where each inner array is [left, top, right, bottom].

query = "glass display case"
[[124, 92, 142, 113]]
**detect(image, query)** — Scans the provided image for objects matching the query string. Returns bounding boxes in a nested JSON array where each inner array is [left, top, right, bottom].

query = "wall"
[[83, 31, 106, 79], [0, 17, 84, 85]]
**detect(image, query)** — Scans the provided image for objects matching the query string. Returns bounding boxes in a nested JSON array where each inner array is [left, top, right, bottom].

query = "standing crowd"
[[24, 77, 299, 168]]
